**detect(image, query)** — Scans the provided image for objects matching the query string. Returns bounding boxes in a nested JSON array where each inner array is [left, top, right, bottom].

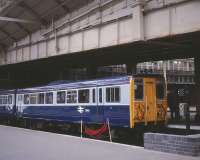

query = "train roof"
[[0, 89, 15, 95], [0, 74, 164, 94], [17, 76, 131, 94]]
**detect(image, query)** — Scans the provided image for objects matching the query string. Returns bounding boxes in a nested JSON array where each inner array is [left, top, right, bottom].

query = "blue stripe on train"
[[0, 106, 13, 116], [19, 105, 130, 127]]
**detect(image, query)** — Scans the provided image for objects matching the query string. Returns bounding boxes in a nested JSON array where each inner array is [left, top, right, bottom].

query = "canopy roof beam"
[[0, 16, 36, 24]]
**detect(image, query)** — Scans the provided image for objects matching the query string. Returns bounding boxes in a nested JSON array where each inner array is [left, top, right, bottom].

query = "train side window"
[[156, 83, 165, 99], [134, 79, 143, 100], [45, 92, 53, 104], [67, 90, 77, 103], [92, 89, 96, 103], [24, 94, 30, 104], [2, 96, 7, 104], [99, 88, 102, 103], [57, 91, 66, 104], [78, 89, 89, 103], [8, 95, 12, 104], [30, 94, 37, 104], [106, 87, 120, 103], [38, 93, 45, 104], [0, 96, 2, 104]]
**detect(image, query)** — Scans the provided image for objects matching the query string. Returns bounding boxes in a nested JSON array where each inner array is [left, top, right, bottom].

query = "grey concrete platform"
[[0, 125, 199, 160]]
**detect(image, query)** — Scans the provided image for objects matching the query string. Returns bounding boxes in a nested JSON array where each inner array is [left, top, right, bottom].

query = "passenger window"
[[99, 88, 102, 103], [45, 92, 53, 104], [24, 94, 30, 104], [134, 79, 143, 100], [67, 90, 77, 103], [57, 91, 66, 104], [0, 96, 2, 104], [92, 89, 96, 103], [106, 87, 120, 103], [156, 83, 165, 99], [8, 95, 12, 104], [2, 96, 7, 104], [30, 94, 37, 104], [38, 93, 45, 104], [78, 89, 89, 103]]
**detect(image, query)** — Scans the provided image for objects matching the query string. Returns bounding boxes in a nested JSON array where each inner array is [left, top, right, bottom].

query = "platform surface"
[[0, 125, 199, 160]]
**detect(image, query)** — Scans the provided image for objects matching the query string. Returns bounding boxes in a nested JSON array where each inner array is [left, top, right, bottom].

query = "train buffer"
[[0, 125, 199, 160]]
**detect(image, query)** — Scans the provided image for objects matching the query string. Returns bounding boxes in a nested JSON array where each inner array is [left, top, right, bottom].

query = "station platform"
[[0, 125, 199, 160]]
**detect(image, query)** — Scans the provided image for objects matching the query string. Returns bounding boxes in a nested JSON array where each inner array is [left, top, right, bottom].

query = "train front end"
[[129, 75, 167, 128]]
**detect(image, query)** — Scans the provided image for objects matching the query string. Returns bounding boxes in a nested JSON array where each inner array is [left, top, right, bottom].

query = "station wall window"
[[156, 83, 165, 99], [106, 87, 120, 103], [30, 94, 37, 104], [8, 95, 12, 104], [78, 89, 89, 103], [57, 91, 66, 104], [38, 93, 45, 104], [24, 94, 30, 104], [45, 92, 53, 104], [67, 90, 77, 103], [99, 88, 102, 103], [134, 79, 143, 100], [92, 89, 96, 103]]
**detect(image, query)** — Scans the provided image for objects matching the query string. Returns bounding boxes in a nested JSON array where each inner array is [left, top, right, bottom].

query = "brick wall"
[[144, 133, 200, 156]]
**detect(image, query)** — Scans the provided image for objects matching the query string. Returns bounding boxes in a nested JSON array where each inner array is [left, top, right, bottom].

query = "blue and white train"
[[0, 75, 167, 128]]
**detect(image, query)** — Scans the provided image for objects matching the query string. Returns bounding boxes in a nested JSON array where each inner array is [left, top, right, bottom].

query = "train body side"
[[16, 77, 130, 127], [0, 75, 167, 128]]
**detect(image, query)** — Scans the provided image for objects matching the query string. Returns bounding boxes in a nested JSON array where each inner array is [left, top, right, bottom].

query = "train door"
[[16, 94, 23, 115], [97, 87, 104, 122], [144, 78, 156, 122]]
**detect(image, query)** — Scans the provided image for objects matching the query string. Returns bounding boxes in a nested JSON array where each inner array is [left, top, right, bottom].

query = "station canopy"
[[0, 0, 94, 49]]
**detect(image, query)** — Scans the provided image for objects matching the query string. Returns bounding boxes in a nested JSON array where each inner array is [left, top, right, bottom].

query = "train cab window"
[[78, 89, 89, 103], [156, 83, 165, 99], [99, 88, 102, 103], [92, 89, 96, 103], [57, 91, 66, 104], [8, 95, 12, 104], [38, 93, 45, 104], [30, 94, 37, 104], [67, 90, 77, 103], [106, 87, 120, 103], [45, 92, 53, 104], [24, 94, 30, 104], [134, 79, 143, 100]]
